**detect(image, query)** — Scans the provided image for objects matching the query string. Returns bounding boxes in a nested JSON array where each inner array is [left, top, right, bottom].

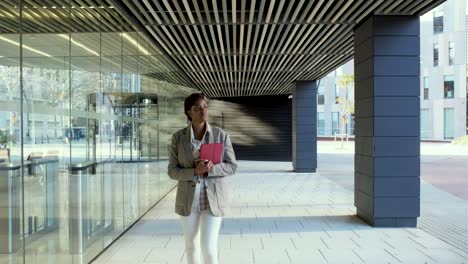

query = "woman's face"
[[188, 99, 208, 123]]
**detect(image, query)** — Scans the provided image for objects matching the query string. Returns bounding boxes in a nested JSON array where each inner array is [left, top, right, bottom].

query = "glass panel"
[[21, 0, 72, 260], [444, 108, 455, 139], [122, 32, 140, 227], [101, 29, 125, 252], [69, 5, 105, 262], [433, 11, 443, 33], [0, 1, 22, 264]]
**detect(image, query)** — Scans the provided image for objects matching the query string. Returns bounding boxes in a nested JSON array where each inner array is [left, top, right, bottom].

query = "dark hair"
[[184, 93, 207, 121]]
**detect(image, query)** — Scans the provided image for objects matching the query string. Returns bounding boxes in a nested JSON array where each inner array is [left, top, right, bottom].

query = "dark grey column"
[[292, 80, 317, 172], [354, 16, 420, 227]]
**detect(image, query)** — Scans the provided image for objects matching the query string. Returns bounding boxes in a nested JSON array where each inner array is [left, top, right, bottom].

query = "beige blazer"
[[168, 123, 237, 217]]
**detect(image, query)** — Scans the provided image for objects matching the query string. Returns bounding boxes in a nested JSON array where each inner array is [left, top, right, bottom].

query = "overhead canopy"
[[115, 0, 444, 97], [0, 0, 445, 97]]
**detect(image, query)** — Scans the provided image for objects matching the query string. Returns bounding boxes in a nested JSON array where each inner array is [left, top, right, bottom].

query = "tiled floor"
[[92, 161, 468, 264]]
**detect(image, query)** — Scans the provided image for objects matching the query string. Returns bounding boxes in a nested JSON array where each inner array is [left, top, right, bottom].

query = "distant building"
[[420, 0, 467, 140], [318, 0, 468, 140]]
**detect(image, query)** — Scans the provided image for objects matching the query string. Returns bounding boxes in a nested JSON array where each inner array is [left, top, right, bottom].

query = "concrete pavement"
[[92, 151, 468, 263]]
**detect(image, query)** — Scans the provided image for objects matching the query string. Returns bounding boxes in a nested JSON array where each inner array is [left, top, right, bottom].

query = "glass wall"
[[0, 2, 196, 264]]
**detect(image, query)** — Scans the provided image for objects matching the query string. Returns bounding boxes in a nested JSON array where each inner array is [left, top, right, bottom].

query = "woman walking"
[[168, 93, 237, 264]]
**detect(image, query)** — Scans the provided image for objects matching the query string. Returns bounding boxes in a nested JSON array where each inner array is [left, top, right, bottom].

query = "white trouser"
[[180, 183, 222, 264]]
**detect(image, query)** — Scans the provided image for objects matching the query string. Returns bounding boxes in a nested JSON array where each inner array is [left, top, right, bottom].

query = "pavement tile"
[[163, 236, 185, 250], [417, 248, 468, 264], [261, 237, 296, 250], [384, 249, 436, 264], [319, 249, 365, 264], [323, 237, 361, 249], [286, 249, 328, 264], [230, 237, 263, 249], [145, 248, 183, 264], [92, 161, 467, 264], [350, 237, 394, 250], [353, 249, 398, 264], [409, 236, 458, 249], [291, 237, 329, 250], [382, 238, 427, 250], [107, 248, 151, 262], [253, 249, 291, 264], [218, 248, 254, 264], [269, 231, 302, 239], [218, 237, 231, 249]]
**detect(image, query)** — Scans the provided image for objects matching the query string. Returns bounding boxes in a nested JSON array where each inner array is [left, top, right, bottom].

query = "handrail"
[[69, 159, 115, 172], [69, 161, 96, 172], [97, 159, 114, 165], [0, 163, 22, 171], [29, 157, 59, 165]]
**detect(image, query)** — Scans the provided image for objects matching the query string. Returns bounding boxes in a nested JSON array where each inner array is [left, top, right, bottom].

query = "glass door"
[[444, 108, 455, 140]]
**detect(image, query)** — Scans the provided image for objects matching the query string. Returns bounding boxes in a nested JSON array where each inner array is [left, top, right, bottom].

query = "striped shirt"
[[190, 125, 211, 212]]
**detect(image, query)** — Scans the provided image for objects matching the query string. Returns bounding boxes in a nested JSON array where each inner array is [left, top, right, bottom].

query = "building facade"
[[420, 0, 467, 140], [317, 0, 467, 141]]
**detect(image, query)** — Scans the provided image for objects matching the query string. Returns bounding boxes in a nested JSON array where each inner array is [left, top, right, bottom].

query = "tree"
[[336, 74, 354, 149]]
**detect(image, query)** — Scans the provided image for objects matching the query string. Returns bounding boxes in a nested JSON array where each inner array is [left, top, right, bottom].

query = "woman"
[[168, 93, 237, 264]]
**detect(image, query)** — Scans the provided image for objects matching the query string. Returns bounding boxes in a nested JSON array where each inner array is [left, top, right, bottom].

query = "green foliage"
[[0, 130, 8, 146], [336, 74, 355, 134], [452, 135, 468, 145], [337, 74, 354, 89]]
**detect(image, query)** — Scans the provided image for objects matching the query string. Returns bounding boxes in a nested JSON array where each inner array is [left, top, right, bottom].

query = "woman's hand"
[[194, 159, 214, 175]]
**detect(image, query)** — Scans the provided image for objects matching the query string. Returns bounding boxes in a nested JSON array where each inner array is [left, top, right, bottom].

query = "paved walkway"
[[92, 161, 468, 264]]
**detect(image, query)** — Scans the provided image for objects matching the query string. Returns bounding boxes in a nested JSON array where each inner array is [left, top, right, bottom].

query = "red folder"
[[200, 143, 223, 164]]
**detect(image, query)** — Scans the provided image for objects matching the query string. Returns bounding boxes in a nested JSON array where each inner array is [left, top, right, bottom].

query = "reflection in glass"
[[0, 2, 198, 264]]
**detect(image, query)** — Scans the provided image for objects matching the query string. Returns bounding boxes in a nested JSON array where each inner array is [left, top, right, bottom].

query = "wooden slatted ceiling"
[[0, 0, 446, 97], [116, 0, 445, 98]]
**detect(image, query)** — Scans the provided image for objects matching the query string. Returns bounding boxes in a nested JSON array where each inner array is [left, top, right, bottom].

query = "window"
[[444, 75, 454, 98], [448, 41, 455, 65], [317, 112, 325, 135], [424, 77, 429, 100], [444, 108, 454, 140], [433, 43, 439, 66], [317, 84, 325, 105], [332, 112, 339, 135], [350, 114, 355, 135], [433, 11, 443, 33], [334, 84, 339, 104]]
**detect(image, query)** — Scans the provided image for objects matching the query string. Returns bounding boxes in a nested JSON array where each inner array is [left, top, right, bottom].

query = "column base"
[[293, 168, 316, 173], [357, 208, 417, 227]]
